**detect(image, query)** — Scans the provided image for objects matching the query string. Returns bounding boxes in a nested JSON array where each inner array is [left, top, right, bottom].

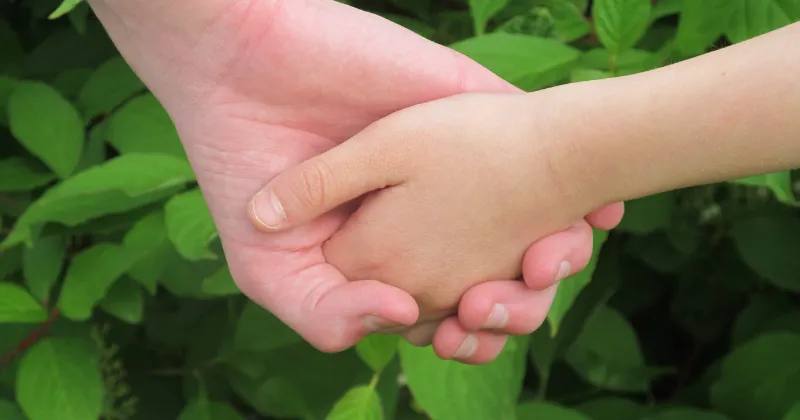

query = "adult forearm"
[[86, 0, 280, 107], [575, 22, 800, 205]]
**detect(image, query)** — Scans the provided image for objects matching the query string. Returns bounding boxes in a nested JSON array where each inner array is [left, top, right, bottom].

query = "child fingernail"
[[483, 304, 508, 329], [363, 315, 401, 332], [554, 260, 571, 283], [452, 334, 478, 361], [404, 323, 438, 347], [252, 190, 286, 229]]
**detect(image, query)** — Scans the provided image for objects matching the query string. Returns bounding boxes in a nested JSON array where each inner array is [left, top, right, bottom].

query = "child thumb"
[[247, 137, 404, 232]]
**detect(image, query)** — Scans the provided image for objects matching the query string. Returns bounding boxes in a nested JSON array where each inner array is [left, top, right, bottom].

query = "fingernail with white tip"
[[554, 260, 571, 283], [483, 304, 508, 329], [452, 334, 478, 360], [252, 190, 286, 229]]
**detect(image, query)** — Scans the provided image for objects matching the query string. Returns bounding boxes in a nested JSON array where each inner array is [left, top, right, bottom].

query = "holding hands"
[[90, 0, 800, 365], [250, 90, 613, 359], [89, 0, 622, 364], [254, 17, 800, 363]]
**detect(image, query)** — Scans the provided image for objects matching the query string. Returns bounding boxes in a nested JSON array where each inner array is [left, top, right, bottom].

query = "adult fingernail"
[[251, 190, 286, 229], [452, 334, 478, 361], [483, 304, 508, 329], [554, 260, 571, 283], [363, 315, 402, 332]]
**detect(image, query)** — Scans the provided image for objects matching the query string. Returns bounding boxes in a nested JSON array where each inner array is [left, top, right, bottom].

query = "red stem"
[[0, 308, 61, 371]]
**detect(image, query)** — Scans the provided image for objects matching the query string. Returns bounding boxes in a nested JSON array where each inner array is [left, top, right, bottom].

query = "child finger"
[[457, 280, 557, 335], [521, 220, 594, 290]]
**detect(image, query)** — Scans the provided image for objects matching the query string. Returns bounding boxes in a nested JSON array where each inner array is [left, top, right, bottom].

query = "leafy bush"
[[0, 0, 799, 419]]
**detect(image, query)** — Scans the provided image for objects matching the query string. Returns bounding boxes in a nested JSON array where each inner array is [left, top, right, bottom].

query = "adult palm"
[[89, 0, 622, 362]]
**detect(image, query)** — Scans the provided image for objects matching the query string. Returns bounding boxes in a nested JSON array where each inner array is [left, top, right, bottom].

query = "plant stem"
[[0, 308, 61, 371], [369, 371, 380, 390], [536, 371, 549, 400]]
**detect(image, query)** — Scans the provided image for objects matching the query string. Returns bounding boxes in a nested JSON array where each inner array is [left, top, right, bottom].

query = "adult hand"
[[89, 0, 623, 362], [251, 90, 620, 362]]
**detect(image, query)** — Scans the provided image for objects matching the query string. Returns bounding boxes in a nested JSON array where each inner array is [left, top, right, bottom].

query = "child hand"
[[250, 88, 605, 320]]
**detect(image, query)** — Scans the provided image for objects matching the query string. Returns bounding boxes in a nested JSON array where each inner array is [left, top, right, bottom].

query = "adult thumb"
[[248, 135, 404, 231]]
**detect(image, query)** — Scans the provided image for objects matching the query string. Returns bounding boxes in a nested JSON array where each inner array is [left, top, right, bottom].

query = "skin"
[[86, 0, 623, 363], [253, 21, 800, 361]]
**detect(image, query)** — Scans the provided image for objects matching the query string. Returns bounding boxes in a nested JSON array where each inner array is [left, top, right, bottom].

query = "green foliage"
[[398, 336, 528, 419], [0, 1, 798, 419], [326, 385, 383, 420], [16, 337, 104, 420], [8, 81, 84, 179]]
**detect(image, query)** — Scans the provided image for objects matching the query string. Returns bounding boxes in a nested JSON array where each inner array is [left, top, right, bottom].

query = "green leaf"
[[579, 48, 656, 74], [99, 277, 144, 324], [122, 210, 170, 294], [233, 302, 302, 351], [0, 76, 19, 126], [121, 211, 168, 289], [201, 265, 241, 296], [547, 229, 608, 333], [356, 334, 400, 373], [398, 335, 528, 420], [76, 120, 109, 172], [227, 342, 371, 419], [732, 172, 798, 206], [726, 0, 800, 43], [327, 385, 383, 420], [381, 14, 436, 39], [16, 338, 103, 420], [468, 0, 509, 35], [785, 404, 800, 420], [24, 24, 116, 78], [8, 82, 84, 179], [107, 93, 187, 158], [542, 0, 592, 42], [675, 0, 737, 56], [22, 235, 66, 303], [375, 359, 400, 420], [731, 292, 797, 345], [570, 68, 613, 82], [164, 188, 218, 261], [177, 397, 245, 420], [0, 400, 25, 420], [67, 3, 90, 34], [517, 402, 591, 420], [1, 153, 195, 249], [0, 22, 24, 77], [48, 0, 83, 19], [731, 216, 800, 292], [532, 243, 621, 392], [0, 157, 56, 192], [387, 0, 430, 19], [0, 283, 47, 323], [450, 33, 581, 91], [157, 250, 219, 298], [593, 0, 652, 53], [578, 397, 650, 420], [711, 333, 800, 420], [617, 192, 676, 235], [565, 305, 665, 392], [78, 56, 144, 122], [652, 0, 681, 20], [51, 68, 92, 99], [0, 247, 23, 282], [57, 243, 133, 320], [229, 376, 310, 419], [642, 408, 731, 420]]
